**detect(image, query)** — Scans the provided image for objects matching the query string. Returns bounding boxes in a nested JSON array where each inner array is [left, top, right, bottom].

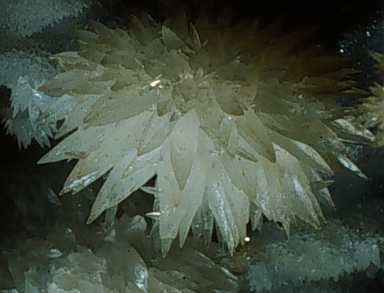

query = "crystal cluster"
[[0, 51, 60, 148], [247, 222, 382, 292], [0, 0, 89, 37], [29, 15, 373, 254]]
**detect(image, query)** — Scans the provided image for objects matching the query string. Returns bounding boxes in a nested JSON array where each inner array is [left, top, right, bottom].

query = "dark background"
[[99, 0, 383, 42]]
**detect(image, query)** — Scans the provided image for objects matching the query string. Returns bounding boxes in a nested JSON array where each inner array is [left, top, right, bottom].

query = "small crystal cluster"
[[248, 222, 382, 292], [33, 14, 375, 254], [0, 0, 89, 37], [0, 51, 60, 148]]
